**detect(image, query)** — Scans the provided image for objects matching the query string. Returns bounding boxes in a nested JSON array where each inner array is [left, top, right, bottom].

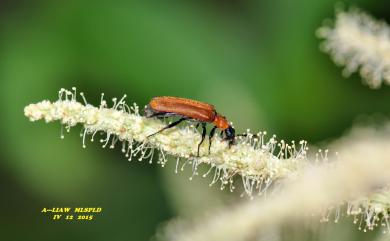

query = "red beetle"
[[144, 96, 236, 156]]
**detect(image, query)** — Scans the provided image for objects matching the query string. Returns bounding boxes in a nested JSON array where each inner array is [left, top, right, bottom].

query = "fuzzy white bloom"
[[24, 88, 308, 196], [317, 8, 390, 88], [24, 89, 390, 234], [159, 126, 390, 241]]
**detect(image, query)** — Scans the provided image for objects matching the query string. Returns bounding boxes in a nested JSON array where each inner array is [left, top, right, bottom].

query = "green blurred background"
[[1, 0, 389, 240]]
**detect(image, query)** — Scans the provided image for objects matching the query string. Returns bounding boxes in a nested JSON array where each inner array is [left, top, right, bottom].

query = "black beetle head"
[[224, 126, 236, 147]]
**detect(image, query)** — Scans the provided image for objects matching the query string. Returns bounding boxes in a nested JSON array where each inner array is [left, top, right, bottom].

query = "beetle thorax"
[[213, 114, 229, 130]]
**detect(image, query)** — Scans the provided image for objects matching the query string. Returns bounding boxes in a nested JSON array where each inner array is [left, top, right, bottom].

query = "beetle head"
[[224, 125, 236, 147]]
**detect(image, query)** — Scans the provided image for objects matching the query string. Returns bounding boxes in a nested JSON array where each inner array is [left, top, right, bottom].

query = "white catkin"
[[24, 88, 307, 197], [158, 126, 390, 241], [317, 8, 390, 88], [24, 89, 390, 233]]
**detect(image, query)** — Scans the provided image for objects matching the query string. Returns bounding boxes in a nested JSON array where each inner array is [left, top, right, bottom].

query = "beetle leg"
[[194, 123, 200, 132], [208, 126, 217, 154], [228, 139, 234, 148], [147, 117, 187, 137], [197, 123, 207, 157]]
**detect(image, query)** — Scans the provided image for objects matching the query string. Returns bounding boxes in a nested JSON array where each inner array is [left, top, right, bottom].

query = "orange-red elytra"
[[144, 96, 235, 156]]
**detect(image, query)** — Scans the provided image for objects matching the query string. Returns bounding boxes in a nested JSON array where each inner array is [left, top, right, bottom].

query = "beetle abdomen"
[[149, 96, 216, 122], [151, 97, 215, 111]]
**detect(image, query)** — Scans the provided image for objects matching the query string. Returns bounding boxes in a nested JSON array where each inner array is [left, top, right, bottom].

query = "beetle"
[[144, 96, 235, 156]]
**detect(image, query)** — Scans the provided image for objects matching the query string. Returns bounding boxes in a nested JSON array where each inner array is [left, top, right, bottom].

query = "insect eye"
[[225, 126, 235, 139]]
